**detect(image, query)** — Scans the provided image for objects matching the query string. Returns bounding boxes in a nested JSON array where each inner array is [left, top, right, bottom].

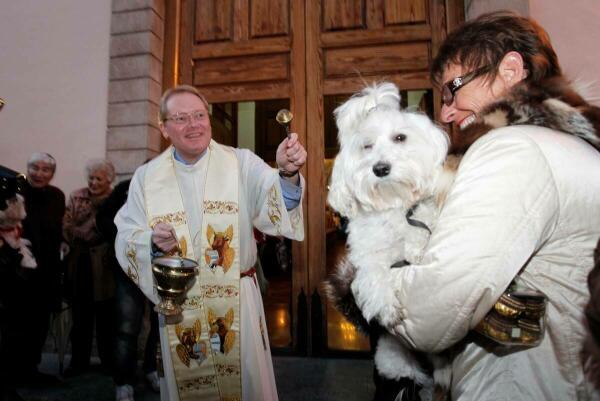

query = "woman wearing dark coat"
[[20, 153, 65, 384]]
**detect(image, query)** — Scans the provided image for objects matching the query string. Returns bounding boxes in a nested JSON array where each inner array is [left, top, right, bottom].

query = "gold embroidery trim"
[[203, 200, 239, 214], [201, 285, 239, 298], [126, 243, 139, 283], [215, 364, 241, 376], [267, 184, 282, 234], [182, 296, 203, 310], [177, 375, 217, 392], [149, 211, 187, 228], [290, 209, 301, 230], [181, 286, 239, 311]]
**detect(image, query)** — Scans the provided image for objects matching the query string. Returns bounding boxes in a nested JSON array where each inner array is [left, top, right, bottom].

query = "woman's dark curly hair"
[[431, 11, 562, 87]]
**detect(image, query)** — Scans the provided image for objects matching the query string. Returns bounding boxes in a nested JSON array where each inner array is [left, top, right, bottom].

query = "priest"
[[115, 85, 306, 401]]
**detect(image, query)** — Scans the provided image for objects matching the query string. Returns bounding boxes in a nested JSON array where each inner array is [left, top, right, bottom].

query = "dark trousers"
[[69, 258, 115, 371], [113, 269, 159, 386], [21, 295, 52, 373], [0, 270, 49, 383], [0, 307, 29, 384], [28, 269, 60, 369]]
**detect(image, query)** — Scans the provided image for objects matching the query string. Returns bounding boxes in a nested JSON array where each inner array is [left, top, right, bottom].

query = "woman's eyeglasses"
[[441, 66, 490, 106]]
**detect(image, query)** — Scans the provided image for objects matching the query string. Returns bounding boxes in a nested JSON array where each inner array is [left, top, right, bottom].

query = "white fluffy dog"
[[325, 82, 456, 398]]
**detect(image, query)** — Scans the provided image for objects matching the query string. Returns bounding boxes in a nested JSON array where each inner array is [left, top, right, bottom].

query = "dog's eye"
[[363, 143, 373, 150], [394, 133, 407, 143]]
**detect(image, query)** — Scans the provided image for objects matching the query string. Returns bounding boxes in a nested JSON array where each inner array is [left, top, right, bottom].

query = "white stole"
[[145, 141, 242, 401]]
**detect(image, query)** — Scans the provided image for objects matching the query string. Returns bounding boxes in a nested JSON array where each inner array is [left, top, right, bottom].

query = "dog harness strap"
[[391, 260, 410, 268], [405, 204, 432, 234]]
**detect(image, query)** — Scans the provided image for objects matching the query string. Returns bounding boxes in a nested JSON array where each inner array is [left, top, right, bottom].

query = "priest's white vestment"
[[115, 142, 304, 401]]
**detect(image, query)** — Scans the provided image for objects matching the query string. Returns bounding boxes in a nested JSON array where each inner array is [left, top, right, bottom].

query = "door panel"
[[324, 42, 430, 77], [323, 0, 364, 30], [195, 0, 234, 42], [193, 53, 290, 86], [180, 0, 298, 104], [385, 0, 427, 24], [305, 0, 463, 355], [250, 0, 290, 37]]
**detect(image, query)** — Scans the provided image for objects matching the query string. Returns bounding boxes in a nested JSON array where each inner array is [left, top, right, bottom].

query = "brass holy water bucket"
[[152, 256, 198, 316]]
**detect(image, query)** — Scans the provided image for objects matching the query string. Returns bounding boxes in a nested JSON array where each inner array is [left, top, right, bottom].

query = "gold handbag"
[[474, 285, 547, 347]]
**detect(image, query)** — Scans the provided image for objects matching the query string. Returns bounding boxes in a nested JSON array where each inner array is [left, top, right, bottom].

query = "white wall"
[[530, 0, 600, 106], [467, 0, 600, 106], [0, 0, 112, 197]]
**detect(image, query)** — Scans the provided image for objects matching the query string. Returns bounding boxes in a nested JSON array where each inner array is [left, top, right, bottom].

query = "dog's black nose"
[[372, 162, 391, 177]]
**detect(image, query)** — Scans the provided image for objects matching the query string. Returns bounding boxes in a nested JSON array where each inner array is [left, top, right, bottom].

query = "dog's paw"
[[376, 301, 406, 331], [352, 268, 405, 328]]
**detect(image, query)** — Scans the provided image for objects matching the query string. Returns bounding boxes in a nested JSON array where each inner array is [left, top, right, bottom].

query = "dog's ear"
[[427, 120, 450, 168], [406, 112, 450, 167], [334, 82, 401, 146], [327, 152, 358, 219]]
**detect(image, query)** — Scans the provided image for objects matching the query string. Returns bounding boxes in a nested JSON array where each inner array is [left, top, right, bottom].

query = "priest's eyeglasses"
[[441, 66, 490, 106], [164, 110, 207, 125]]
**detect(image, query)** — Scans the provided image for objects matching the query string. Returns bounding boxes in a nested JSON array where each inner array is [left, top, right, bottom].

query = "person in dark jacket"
[[0, 165, 35, 401], [96, 177, 160, 401], [20, 153, 65, 385]]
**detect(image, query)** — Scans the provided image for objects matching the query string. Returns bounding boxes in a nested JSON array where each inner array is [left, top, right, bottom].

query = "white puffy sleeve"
[[389, 128, 560, 352], [236, 148, 305, 241], [114, 165, 159, 304]]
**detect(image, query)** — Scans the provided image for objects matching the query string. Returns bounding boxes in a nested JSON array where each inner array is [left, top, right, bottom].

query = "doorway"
[[166, 0, 464, 356]]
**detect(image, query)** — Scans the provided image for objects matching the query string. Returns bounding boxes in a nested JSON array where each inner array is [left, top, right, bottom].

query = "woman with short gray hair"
[[63, 159, 116, 376]]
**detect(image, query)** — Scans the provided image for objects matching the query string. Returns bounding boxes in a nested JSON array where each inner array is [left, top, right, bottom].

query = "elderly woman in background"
[[20, 152, 65, 385], [366, 11, 600, 401], [63, 159, 116, 377]]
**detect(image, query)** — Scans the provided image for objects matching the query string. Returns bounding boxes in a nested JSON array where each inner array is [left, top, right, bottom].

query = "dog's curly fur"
[[324, 82, 456, 400], [0, 194, 26, 230], [323, 259, 370, 334]]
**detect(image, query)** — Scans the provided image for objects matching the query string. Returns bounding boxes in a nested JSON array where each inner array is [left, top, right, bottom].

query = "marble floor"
[[14, 353, 375, 401], [12, 235, 377, 400]]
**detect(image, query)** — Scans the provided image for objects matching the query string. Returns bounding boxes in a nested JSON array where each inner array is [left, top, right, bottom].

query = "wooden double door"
[[165, 0, 464, 355]]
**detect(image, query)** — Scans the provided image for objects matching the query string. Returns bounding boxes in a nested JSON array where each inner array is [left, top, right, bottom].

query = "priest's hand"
[[152, 222, 179, 253], [276, 132, 306, 184]]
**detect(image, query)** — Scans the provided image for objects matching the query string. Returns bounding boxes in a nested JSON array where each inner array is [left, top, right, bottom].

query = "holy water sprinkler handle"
[[275, 109, 293, 139]]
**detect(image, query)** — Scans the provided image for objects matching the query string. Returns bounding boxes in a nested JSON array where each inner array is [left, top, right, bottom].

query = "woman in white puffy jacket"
[[377, 11, 600, 401]]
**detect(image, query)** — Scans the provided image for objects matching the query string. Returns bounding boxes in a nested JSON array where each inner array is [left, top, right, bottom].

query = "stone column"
[[107, 0, 165, 181]]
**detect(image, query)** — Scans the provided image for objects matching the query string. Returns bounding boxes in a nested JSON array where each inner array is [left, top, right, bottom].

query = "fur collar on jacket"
[[450, 76, 600, 155]]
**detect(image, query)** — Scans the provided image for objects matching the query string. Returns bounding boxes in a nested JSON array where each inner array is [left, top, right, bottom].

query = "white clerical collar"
[[173, 147, 207, 165]]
